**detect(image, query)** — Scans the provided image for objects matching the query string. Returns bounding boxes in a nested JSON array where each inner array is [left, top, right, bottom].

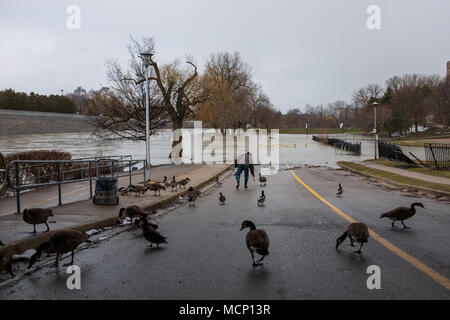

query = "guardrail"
[[6, 156, 148, 214], [424, 143, 450, 170], [0, 108, 89, 119], [312, 136, 362, 155]]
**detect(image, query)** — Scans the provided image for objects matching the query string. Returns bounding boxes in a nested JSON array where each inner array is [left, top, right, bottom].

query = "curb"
[[338, 163, 450, 198], [0, 164, 233, 257]]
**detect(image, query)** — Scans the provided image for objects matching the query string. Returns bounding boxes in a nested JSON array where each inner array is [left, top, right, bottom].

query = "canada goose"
[[147, 183, 166, 196], [130, 184, 149, 197], [0, 253, 14, 277], [178, 177, 191, 189], [336, 184, 343, 197], [22, 208, 54, 233], [259, 173, 267, 186], [118, 185, 133, 196], [170, 176, 178, 191], [216, 176, 223, 187], [187, 187, 198, 207], [0, 240, 13, 277], [142, 219, 167, 248], [28, 230, 91, 268], [336, 222, 369, 254], [257, 191, 266, 207], [219, 192, 226, 205], [118, 205, 152, 227], [240, 220, 270, 267], [380, 202, 425, 229], [162, 176, 171, 188]]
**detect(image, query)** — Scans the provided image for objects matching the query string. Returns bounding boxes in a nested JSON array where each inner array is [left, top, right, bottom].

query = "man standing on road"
[[235, 152, 255, 189]]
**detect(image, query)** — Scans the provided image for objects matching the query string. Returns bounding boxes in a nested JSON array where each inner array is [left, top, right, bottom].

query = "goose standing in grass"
[[215, 176, 223, 187], [336, 184, 343, 197], [240, 220, 270, 267], [219, 192, 226, 205], [28, 230, 91, 268], [0, 241, 14, 277], [178, 177, 191, 189], [22, 208, 54, 233], [336, 222, 369, 254], [142, 219, 167, 248], [170, 176, 178, 191], [380, 202, 424, 229], [257, 191, 266, 207], [258, 173, 267, 186]]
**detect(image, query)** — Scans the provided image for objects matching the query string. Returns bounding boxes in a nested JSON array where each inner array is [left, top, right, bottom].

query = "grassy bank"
[[337, 161, 450, 194], [279, 128, 363, 135], [364, 159, 450, 179]]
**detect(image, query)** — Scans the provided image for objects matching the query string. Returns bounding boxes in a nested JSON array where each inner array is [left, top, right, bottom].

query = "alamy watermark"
[[66, 5, 81, 30], [170, 121, 280, 175], [366, 265, 381, 289], [366, 5, 381, 30], [66, 265, 81, 290]]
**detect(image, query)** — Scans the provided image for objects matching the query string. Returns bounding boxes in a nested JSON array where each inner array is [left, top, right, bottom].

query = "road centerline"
[[284, 162, 450, 291]]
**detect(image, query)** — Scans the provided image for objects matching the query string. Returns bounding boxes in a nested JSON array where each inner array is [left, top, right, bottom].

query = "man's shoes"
[[236, 184, 240, 189], [244, 184, 248, 188]]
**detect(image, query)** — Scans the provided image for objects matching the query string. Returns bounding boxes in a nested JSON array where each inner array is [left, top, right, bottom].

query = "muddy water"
[[0, 131, 424, 168]]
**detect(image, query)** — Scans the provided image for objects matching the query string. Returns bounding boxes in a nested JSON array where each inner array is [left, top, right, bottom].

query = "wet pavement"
[[1, 165, 449, 299]]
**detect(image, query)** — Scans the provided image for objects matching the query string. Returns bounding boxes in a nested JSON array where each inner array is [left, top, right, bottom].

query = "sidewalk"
[[0, 163, 231, 248], [0, 164, 203, 217], [361, 162, 450, 185]]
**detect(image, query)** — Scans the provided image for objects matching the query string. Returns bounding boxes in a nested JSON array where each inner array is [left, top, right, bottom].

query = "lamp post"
[[140, 51, 153, 176], [372, 101, 379, 159]]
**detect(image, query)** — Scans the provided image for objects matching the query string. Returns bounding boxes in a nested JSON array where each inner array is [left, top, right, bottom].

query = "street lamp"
[[140, 51, 153, 176], [372, 101, 379, 159]]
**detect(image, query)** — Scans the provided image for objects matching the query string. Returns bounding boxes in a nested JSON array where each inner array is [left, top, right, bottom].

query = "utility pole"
[[140, 51, 154, 177], [372, 102, 378, 159]]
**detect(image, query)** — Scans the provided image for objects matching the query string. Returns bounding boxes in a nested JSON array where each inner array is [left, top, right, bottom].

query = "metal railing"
[[424, 143, 450, 170], [312, 135, 362, 154], [6, 156, 148, 214]]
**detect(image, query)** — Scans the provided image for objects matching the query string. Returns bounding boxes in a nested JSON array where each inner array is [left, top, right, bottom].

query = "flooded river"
[[0, 131, 424, 168]]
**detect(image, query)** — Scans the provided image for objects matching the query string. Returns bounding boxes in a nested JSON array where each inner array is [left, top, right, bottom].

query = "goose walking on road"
[[380, 202, 425, 229], [257, 191, 266, 207], [336, 184, 343, 197], [240, 220, 270, 267], [336, 222, 369, 254]]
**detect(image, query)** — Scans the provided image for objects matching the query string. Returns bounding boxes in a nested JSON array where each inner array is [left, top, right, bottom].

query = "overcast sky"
[[1, 0, 449, 112]]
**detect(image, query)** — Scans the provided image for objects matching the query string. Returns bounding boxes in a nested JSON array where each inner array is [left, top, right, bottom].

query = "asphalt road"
[[1, 165, 449, 299]]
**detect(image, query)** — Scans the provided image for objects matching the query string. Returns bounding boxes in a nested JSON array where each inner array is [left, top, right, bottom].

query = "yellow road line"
[[284, 162, 450, 291]]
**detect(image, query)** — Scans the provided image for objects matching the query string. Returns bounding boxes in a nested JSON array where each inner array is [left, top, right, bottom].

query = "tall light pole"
[[372, 101, 378, 159], [140, 51, 153, 176]]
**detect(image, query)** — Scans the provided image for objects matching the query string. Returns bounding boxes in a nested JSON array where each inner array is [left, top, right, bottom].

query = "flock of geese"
[[0, 171, 427, 276], [118, 176, 192, 197]]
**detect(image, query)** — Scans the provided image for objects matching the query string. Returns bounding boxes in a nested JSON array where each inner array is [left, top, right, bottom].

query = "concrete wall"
[[0, 109, 95, 135]]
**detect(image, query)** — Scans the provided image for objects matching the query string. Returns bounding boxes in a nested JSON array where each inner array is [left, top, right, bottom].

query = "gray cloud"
[[0, 0, 449, 112]]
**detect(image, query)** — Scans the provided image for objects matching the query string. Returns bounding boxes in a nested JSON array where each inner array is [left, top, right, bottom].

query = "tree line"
[[0, 89, 75, 114], [3, 37, 449, 139]]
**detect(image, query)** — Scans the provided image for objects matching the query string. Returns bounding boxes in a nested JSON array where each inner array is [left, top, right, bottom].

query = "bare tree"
[[428, 78, 450, 130], [198, 52, 253, 130], [88, 38, 169, 142]]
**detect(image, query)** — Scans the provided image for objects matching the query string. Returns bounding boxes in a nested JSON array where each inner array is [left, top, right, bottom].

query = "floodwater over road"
[[0, 131, 425, 168]]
